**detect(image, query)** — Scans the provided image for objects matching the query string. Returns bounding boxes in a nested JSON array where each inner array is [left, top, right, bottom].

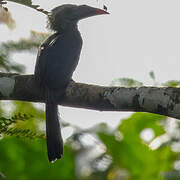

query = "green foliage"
[[98, 113, 174, 180], [0, 30, 48, 139], [2, 31, 49, 52], [11, 101, 45, 137], [110, 78, 143, 87], [0, 112, 43, 139], [0, 113, 32, 131], [0, 137, 76, 180], [162, 80, 180, 87], [0, 111, 176, 180]]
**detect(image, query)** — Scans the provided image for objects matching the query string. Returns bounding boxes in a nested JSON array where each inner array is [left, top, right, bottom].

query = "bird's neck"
[[65, 24, 78, 33], [56, 21, 79, 34]]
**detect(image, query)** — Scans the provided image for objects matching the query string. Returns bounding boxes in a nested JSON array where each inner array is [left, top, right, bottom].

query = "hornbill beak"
[[76, 5, 109, 20], [96, 8, 110, 15]]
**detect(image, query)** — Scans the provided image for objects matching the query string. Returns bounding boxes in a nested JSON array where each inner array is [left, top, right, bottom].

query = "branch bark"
[[0, 73, 180, 119]]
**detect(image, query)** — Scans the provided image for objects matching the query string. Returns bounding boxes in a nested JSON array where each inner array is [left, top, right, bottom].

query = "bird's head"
[[48, 4, 109, 32]]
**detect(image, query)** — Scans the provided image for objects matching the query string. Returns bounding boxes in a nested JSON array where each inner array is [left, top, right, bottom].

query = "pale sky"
[[1, 0, 180, 129]]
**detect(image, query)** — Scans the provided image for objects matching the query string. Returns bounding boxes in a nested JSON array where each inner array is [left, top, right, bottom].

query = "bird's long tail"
[[45, 88, 63, 162]]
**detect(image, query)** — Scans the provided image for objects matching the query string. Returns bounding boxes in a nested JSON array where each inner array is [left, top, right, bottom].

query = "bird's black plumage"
[[35, 28, 82, 162], [34, 4, 108, 162]]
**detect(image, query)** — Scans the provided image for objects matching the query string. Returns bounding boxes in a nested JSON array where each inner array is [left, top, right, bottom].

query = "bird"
[[34, 4, 109, 162]]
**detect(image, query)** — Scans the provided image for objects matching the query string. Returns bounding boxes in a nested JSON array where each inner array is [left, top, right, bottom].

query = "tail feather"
[[45, 88, 63, 162]]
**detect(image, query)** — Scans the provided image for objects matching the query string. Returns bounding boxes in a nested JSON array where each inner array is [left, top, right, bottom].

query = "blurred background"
[[0, 0, 180, 179]]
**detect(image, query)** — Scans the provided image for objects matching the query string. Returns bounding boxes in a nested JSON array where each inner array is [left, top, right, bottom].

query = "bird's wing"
[[34, 33, 60, 87], [35, 30, 82, 90]]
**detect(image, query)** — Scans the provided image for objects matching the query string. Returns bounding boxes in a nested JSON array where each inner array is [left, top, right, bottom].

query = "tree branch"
[[0, 72, 180, 119]]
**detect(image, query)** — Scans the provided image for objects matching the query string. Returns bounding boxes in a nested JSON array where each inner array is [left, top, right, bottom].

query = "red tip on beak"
[[96, 9, 109, 15]]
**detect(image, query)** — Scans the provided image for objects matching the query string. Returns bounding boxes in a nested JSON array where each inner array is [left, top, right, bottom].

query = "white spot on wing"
[[40, 46, 44, 50]]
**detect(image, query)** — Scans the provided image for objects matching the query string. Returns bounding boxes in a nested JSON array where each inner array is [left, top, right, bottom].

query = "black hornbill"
[[34, 4, 109, 162]]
